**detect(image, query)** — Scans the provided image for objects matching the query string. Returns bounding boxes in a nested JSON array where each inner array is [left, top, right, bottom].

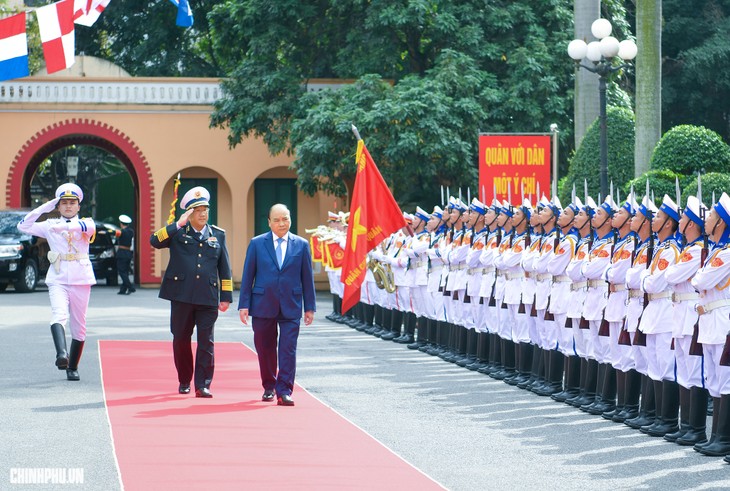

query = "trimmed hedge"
[[623, 169, 688, 207], [682, 172, 730, 205], [559, 106, 635, 204], [650, 125, 730, 175]]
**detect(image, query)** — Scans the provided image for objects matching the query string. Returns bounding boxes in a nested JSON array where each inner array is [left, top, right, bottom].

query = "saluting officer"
[[150, 186, 233, 398], [18, 183, 96, 381]]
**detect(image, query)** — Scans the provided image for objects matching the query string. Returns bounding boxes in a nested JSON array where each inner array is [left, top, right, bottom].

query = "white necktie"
[[276, 237, 284, 268]]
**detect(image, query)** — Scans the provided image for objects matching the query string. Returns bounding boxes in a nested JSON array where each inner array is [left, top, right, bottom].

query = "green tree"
[[683, 173, 730, 204], [623, 169, 688, 206], [663, 0, 730, 143], [209, 0, 577, 203], [74, 0, 221, 77]]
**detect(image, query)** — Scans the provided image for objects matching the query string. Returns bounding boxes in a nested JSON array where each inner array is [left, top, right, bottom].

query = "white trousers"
[[646, 332, 675, 381], [674, 335, 704, 389], [48, 283, 91, 341]]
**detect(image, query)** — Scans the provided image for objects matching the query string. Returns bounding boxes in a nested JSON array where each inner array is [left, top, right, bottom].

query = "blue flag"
[[168, 0, 193, 27]]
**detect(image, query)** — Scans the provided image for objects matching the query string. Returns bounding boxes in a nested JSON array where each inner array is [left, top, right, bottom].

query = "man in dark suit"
[[150, 186, 233, 398], [238, 203, 316, 406]]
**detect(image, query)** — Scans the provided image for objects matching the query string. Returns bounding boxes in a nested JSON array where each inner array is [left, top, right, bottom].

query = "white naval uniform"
[[465, 229, 488, 331], [566, 235, 592, 358], [692, 244, 730, 398], [426, 230, 447, 321], [665, 239, 704, 389], [477, 230, 500, 333], [624, 239, 651, 374], [603, 233, 635, 370], [547, 230, 578, 356], [403, 231, 430, 318], [18, 204, 96, 341], [534, 230, 558, 350], [499, 232, 527, 343], [639, 236, 680, 382], [520, 233, 540, 346], [581, 232, 613, 363]]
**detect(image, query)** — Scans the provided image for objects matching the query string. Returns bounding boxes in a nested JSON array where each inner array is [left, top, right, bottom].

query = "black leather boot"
[[382, 310, 403, 341], [571, 359, 598, 408], [585, 364, 616, 415], [565, 358, 589, 407], [50, 323, 68, 370], [408, 316, 426, 349], [326, 295, 338, 321], [581, 361, 607, 413], [395, 312, 416, 344], [479, 333, 500, 374], [614, 369, 641, 422], [518, 345, 540, 390], [536, 350, 564, 397], [641, 379, 668, 435], [695, 395, 730, 456], [467, 332, 489, 370], [457, 328, 478, 367], [626, 375, 656, 429], [643, 380, 679, 437], [603, 369, 626, 420], [66, 339, 84, 381], [553, 355, 581, 402], [492, 339, 516, 380], [676, 386, 709, 446], [665, 385, 691, 442], [508, 343, 532, 386]]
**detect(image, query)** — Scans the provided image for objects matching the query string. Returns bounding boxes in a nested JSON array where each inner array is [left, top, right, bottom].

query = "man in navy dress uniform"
[[150, 186, 233, 398]]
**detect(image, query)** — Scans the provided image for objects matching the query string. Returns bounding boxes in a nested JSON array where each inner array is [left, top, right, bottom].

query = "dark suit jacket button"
[[196, 275, 200, 279]]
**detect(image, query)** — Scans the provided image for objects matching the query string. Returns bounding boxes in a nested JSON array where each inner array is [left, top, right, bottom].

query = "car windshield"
[[0, 212, 24, 235]]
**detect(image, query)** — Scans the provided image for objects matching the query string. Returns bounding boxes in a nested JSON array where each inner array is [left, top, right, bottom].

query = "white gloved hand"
[[39, 197, 60, 213]]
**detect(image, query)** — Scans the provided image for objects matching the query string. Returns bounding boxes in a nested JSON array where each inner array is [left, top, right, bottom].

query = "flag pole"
[[351, 124, 362, 141]]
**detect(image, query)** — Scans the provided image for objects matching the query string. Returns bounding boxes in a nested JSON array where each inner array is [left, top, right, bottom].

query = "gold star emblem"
[[350, 207, 367, 252]]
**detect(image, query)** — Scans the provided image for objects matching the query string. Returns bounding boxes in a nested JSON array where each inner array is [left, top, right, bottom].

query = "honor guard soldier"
[[18, 183, 96, 381], [116, 214, 135, 295], [601, 193, 637, 421], [664, 195, 708, 446], [638, 195, 681, 437], [580, 196, 616, 415], [692, 193, 730, 457], [150, 186, 233, 398], [548, 198, 581, 402], [624, 197, 657, 428]]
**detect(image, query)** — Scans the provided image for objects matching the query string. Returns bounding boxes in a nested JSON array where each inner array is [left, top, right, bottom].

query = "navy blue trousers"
[[252, 316, 300, 396], [170, 301, 218, 389]]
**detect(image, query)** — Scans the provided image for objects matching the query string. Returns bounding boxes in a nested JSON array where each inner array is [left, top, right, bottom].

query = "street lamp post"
[[567, 18, 637, 198]]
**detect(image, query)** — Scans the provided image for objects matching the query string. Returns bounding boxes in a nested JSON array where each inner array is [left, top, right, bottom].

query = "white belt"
[[628, 289, 643, 299], [411, 261, 425, 268], [429, 264, 443, 271], [553, 275, 571, 283], [505, 272, 524, 280], [588, 279, 607, 288], [48, 251, 88, 274], [483, 267, 495, 274], [609, 283, 626, 293], [571, 281, 588, 291], [696, 299, 730, 316], [535, 273, 552, 281], [648, 291, 672, 301], [673, 292, 699, 302]]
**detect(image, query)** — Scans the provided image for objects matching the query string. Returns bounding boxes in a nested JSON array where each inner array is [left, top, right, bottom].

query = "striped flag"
[[0, 12, 29, 82], [73, 0, 111, 27], [36, 0, 76, 74]]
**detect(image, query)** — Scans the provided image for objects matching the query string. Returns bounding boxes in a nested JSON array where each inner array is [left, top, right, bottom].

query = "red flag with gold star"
[[341, 139, 407, 313]]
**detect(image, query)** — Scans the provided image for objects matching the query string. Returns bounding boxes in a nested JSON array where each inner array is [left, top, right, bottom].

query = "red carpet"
[[99, 340, 443, 490]]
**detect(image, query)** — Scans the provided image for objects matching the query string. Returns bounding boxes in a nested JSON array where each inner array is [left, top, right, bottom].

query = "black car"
[[0, 210, 118, 292], [0, 210, 50, 292]]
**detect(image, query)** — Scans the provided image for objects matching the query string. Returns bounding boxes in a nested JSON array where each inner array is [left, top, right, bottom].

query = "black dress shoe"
[[262, 390, 275, 402], [277, 394, 295, 406], [178, 384, 191, 394], [195, 387, 213, 398], [126, 288, 136, 295], [117, 289, 127, 295]]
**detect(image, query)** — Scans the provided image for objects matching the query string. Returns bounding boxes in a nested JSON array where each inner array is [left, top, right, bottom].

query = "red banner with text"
[[478, 134, 552, 206]]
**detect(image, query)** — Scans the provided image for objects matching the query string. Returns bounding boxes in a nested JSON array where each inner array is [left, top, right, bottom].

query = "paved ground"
[[2, 286, 730, 490]]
